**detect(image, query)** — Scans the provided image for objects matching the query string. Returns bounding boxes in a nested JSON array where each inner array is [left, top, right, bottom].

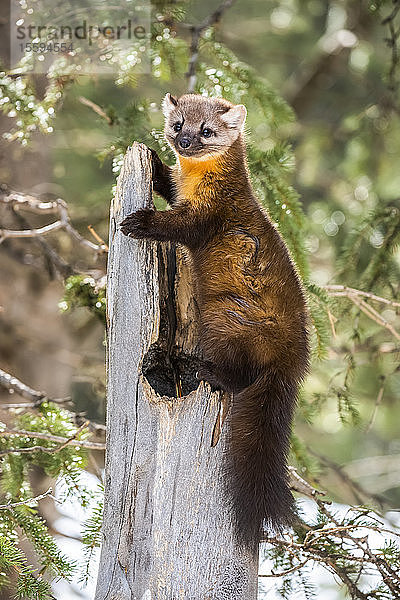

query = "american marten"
[[120, 93, 309, 549]]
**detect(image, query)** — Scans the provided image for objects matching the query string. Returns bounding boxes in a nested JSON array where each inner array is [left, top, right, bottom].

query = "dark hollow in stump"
[[94, 143, 259, 600]]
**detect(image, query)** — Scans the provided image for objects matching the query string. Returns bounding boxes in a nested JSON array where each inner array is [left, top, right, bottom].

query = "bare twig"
[[0, 367, 73, 408], [1, 191, 59, 214], [324, 285, 400, 308], [0, 427, 105, 453], [0, 487, 57, 510], [259, 558, 309, 578], [0, 400, 71, 409], [0, 189, 107, 254], [288, 466, 326, 499], [382, 2, 400, 94], [186, 0, 237, 92], [79, 96, 112, 124], [308, 446, 389, 509], [0, 367, 105, 437], [0, 368, 48, 404], [354, 297, 400, 341], [59, 201, 105, 252], [324, 285, 400, 340], [327, 308, 337, 338], [10, 204, 74, 278], [88, 224, 109, 251], [0, 220, 65, 242], [366, 376, 386, 433]]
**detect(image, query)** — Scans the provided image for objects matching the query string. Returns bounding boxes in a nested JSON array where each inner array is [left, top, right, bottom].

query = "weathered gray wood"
[[95, 143, 259, 600]]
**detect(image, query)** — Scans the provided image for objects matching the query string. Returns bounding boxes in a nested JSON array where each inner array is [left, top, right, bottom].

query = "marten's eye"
[[173, 122, 182, 132], [202, 127, 213, 138]]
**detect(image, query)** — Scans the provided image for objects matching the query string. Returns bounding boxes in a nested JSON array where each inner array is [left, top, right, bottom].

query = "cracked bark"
[[94, 143, 258, 600]]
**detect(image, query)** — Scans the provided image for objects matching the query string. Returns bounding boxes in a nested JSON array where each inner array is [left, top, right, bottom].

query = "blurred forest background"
[[1, 0, 400, 598]]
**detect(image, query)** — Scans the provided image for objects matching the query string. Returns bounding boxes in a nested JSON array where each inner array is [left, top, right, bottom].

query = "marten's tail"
[[227, 371, 298, 548]]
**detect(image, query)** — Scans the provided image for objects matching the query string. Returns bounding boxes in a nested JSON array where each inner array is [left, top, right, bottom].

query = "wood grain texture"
[[95, 143, 259, 600]]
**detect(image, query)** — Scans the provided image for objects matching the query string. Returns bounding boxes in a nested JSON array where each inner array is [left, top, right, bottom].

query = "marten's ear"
[[162, 93, 178, 117], [220, 104, 247, 130]]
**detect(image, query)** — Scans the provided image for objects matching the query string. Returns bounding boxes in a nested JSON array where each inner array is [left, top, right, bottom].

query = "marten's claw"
[[120, 209, 155, 239]]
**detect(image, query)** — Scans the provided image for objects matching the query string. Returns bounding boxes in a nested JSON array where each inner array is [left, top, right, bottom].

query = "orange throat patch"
[[175, 155, 223, 205]]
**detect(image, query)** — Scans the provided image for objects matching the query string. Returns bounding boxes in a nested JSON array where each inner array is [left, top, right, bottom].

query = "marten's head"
[[162, 93, 246, 159]]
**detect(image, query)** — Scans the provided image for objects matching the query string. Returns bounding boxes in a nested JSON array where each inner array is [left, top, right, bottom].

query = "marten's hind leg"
[[196, 362, 226, 392], [197, 350, 256, 394]]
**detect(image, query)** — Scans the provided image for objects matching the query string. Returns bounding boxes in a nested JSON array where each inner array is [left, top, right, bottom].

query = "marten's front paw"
[[120, 209, 155, 239]]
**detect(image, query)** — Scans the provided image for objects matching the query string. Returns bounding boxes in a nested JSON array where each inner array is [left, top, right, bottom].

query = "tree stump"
[[95, 143, 259, 600]]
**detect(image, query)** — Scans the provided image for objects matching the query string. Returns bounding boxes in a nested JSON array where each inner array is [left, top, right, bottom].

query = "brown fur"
[[121, 93, 309, 550]]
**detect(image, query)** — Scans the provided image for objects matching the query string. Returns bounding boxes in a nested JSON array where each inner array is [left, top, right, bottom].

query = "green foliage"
[[339, 202, 400, 293], [61, 275, 106, 323], [0, 402, 91, 597], [290, 432, 319, 480], [305, 284, 331, 361], [0, 70, 65, 144], [79, 494, 104, 585], [198, 38, 294, 126], [97, 99, 173, 173], [248, 143, 308, 278], [0, 536, 53, 600], [7, 508, 73, 578], [0, 403, 89, 498]]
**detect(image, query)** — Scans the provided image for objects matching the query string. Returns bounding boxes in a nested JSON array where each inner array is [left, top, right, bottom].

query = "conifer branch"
[[186, 0, 237, 92], [265, 498, 400, 599]]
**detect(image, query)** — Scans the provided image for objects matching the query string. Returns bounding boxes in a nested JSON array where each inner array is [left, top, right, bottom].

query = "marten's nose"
[[179, 137, 191, 149]]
